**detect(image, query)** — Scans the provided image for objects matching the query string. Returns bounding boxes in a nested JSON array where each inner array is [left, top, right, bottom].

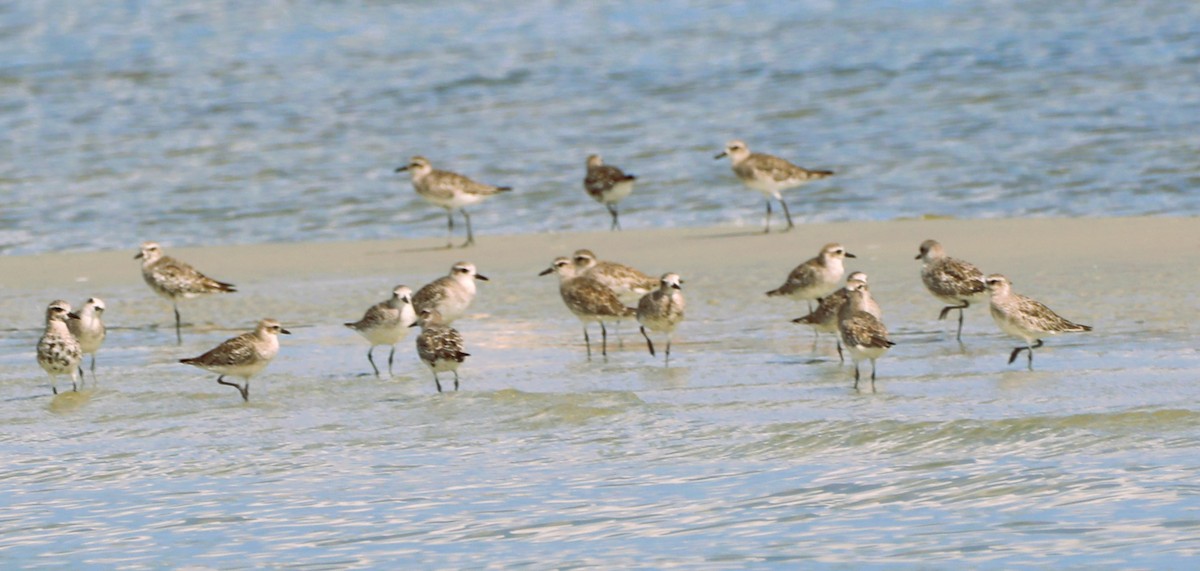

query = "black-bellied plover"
[[715, 140, 834, 233], [916, 239, 987, 342], [136, 241, 236, 345], [540, 256, 636, 358], [767, 243, 855, 313], [396, 156, 512, 248], [345, 285, 417, 377], [412, 261, 488, 323], [985, 274, 1092, 370], [636, 273, 686, 364], [67, 297, 106, 386], [37, 300, 82, 395], [584, 154, 636, 231], [412, 308, 469, 393], [837, 282, 895, 392], [571, 249, 658, 302], [793, 271, 872, 362], [179, 318, 290, 402]]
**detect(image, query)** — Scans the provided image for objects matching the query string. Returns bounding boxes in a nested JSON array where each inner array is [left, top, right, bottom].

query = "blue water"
[[1, 0, 1198, 254]]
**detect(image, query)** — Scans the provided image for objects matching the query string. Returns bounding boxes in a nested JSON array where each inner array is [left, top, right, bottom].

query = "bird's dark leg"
[[1027, 339, 1043, 371], [216, 375, 249, 401], [387, 346, 396, 377], [665, 337, 672, 366], [90, 354, 98, 385], [173, 303, 182, 345], [607, 203, 621, 231], [938, 301, 970, 341], [763, 200, 772, 234], [601, 322, 609, 357], [853, 364, 861, 390], [366, 347, 380, 377], [444, 209, 454, 249], [453, 370, 460, 391], [870, 359, 877, 393], [836, 339, 844, 364], [433, 372, 443, 393], [779, 198, 795, 231], [641, 325, 655, 357], [459, 208, 474, 248], [583, 325, 592, 359]]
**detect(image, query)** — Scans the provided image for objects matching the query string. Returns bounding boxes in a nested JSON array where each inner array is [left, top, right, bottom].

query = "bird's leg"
[[173, 302, 182, 345], [367, 347, 380, 377], [433, 372, 443, 393], [216, 375, 249, 401], [870, 359, 877, 393], [1027, 339, 1043, 371], [853, 364, 861, 390], [836, 339, 844, 364], [957, 306, 967, 342], [763, 200, 772, 234], [665, 337, 672, 367], [1007, 346, 1025, 365], [459, 208, 474, 248], [583, 325, 592, 359], [444, 209, 454, 249], [607, 203, 621, 231], [453, 370, 460, 391], [601, 322, 609, 357], [90, 354, 98, 385], [779, 198, 795, 231], [937, 301, 970, 341], [387, 346, 396, 377], [641, 325, 655, 357]]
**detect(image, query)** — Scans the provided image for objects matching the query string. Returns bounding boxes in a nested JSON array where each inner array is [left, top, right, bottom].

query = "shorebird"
[[767, 243, 855, 313], [837, 282, 895, 391], [412, 308, 469, 393], [37, 300, 81, 395], [792, 271, 873, 362], [584, 154, 636, 231], [715, 140, 833, 233], [540, 256, 636, 358], [571, 249, 658, 302], [395, 156, 512, 248], [916, 239, 987, 342], [985, 274, 1092, 370], [136, 241, 236, 345], [344, 285, 417, 377], [637, 273, 686, 364], [412, 261, 489, 323], [67, 297, 106, 385], [179, 318, 290, 402]]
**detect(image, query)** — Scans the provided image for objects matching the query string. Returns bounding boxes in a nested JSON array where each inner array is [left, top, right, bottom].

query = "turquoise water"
[[1, 0, 1199, 254]]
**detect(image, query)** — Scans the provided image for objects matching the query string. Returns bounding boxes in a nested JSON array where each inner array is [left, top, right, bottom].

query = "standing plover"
[[67, 297, 106, 386], [837, 282, 895, 391], [345, 285, 417, 377], [136, 241, 237, 345], [584, 154, 636, 231], [637, 273, 686, 364], [540, 257, 636, 358], [571, 249, 658, 302], [179, 318, 290, 402], [412, 261, 489, 323], [396, 156, 512, 248], [715, 140, 833, 233], [916, 239, 987, 342], [767, 243, 855, 312], [985, 274, 1092, 370], [37, 300, 82, 395], [412, 308, 469, 393], [792, 271, 872, 362]]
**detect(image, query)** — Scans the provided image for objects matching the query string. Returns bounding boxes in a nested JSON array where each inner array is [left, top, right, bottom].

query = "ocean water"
[[1, 0, 1199, 254]]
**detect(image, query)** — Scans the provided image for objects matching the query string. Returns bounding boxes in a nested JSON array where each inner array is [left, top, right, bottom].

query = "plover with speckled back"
[[540, 257, 636, 358], [767, 243, 855, 313], [584, 154, 637, 231], [136, 241, 236, 345], [637, 273, 686, 364], [985, 274, 1091, 370], [837, 282, 895, 392], [37, 300, 82, 395], [345, 285, 417, 377], [916, 239, 987, 342], [179, 318, 290, 402], [412, 308, 469, 393], [396, 156, 512, 248], [572, 249, 658, 303], [793, 271, 872, 362], [412, 262, 489, 324], [715, 140, 834, 233], [67, 297, 106, 386]]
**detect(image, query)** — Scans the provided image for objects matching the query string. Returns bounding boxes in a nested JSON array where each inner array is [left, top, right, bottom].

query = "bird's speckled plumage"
[[414, 308, 469, 392], [136, 242, 236, 301], [917, 239, 988, 341], [584, 154, 636, 230], [67, 297, 106, 385], [793, 272, 873, 334], [396, 156, 511, 247], [716, 140, 834, 233], [345, 285, 417, 377], [541, 256, 636, 357], [986, 274, 1091, 370], [179, 319, 290, 401], [37, 300, 81, 395], [572, 249, 658, 301], [767, 243, 855, 302], [637, 273, 686, 362], [837, 283, 894, 390], [412, 262, 488, 323]]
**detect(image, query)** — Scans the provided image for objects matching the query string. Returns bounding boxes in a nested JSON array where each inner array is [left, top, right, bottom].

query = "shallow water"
[[1, 0, 1199, 254], [3, 237, 1200, 567]]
